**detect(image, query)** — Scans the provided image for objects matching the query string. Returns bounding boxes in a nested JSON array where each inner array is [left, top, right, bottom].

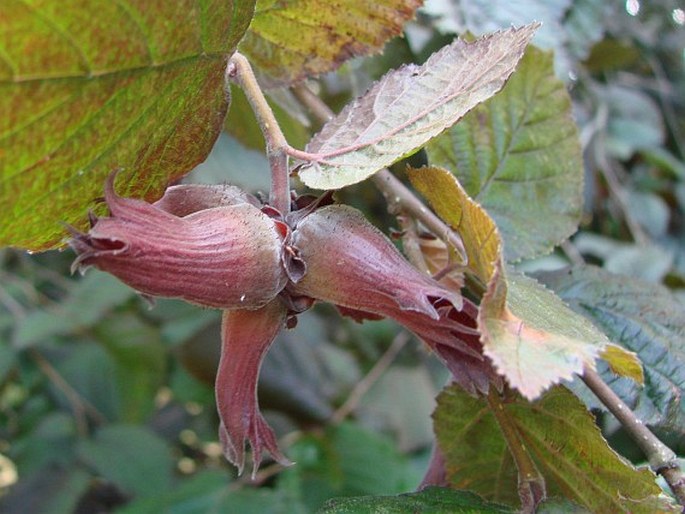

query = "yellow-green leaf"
[[601, 344, 644, 384], [480, 270, 606, 400], [1, 0, 256, 251], [239, 0, 422, 87], [409, 165, 605, 400], [434, 384, 678, 513], [407, 165, 499, 286]]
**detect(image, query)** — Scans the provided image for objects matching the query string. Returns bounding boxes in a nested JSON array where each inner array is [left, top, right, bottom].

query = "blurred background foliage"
[[1, 1, 684, 512]]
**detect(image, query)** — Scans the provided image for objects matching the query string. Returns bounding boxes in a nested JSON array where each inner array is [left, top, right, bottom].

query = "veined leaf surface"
[[299, 25, 537, 190], [434, 385, 678, 513], [538, 266, 685, 435], [0, 0, 255, 250], [240, 0, 422, 87], [425, 47, 583, 261]]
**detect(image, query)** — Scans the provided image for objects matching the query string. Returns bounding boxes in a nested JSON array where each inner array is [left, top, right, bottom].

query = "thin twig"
[[396, 213, 432, 274], [331, 331, 410, 424], [590, 106, 649, 245], [582, 366, 685, 507], [291, 85, 334, 124], [645, 55, 685, 160], [0, 286, 26, 320], [560, 240, 585, 266], [291, 83, 468, 263], [226, 53, 291, 214], [29, 348, 107, 436]]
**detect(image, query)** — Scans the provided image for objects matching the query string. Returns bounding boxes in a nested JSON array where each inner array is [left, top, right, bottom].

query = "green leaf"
[[119, 470, 307, 514], [260, 310, 360, 422], [0, 466, 91, 514], [480, 269, 607, 400], [0, 341, 18, 382], [425, 46, 583, 261], [15, 271, 134, 348], [299, 25, 538, 190], [318, 487, 515, 514], [358, 365, 437, 451], [434, 385, 678, 513], [599, 84, 665, 159], [536, 266, 685, 435], [1, 0, 256, 251], [77, 424, 174, 499], [93, 313, 167, 423], [239, 0, 422, 87], [53, 343, 120, 421], [277, 422, 417, 512]]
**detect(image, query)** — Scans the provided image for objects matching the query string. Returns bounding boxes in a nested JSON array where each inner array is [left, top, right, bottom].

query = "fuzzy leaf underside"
[[425, 46, 583, 262], [0, 0, 256, 250], [434, 385, 678, 513], [300, 24, 538, 190], [239, 0, 422, 87]]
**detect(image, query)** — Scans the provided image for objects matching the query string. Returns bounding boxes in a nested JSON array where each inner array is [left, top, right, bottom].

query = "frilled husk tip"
[[288, 204, 493, 394], [216, 302, 293, 477], [69, 174, 288, 309], [290, 205, 463, 317]]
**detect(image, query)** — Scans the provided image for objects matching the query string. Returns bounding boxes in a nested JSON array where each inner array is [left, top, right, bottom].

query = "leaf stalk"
[[291, 84, 468, 263], [226, 53, 291, 214], [487, 389, 546, 513]]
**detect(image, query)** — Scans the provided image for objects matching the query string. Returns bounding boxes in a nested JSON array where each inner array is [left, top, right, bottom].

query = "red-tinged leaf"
[[299, 25, 538, 190], [239, 0, 422, 87], [434, 384, 679, 513], [409, 166, 607, 400], [1, 0, 256, 251]]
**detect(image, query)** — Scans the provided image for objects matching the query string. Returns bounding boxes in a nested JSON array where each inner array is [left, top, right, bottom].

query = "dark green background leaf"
[[318, 486, 514, 514], [536, 266, 685, 436], [76, 425, 174, 499]]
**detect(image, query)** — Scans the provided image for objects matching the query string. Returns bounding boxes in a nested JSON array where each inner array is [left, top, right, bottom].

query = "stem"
[[331, 331, 409, 424], [292, 84, 468, 263], [226, 53, 290, 214], [591, 106, 648, 245], [487, 389, 546, 513], [29, 348, 107, 436], [373, 169, 467, 264], [582, 367, 685, 506]]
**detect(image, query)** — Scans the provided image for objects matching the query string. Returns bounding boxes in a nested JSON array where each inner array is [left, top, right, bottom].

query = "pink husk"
[[216, 301, 292, 476], [70, 175, 287, 309]]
